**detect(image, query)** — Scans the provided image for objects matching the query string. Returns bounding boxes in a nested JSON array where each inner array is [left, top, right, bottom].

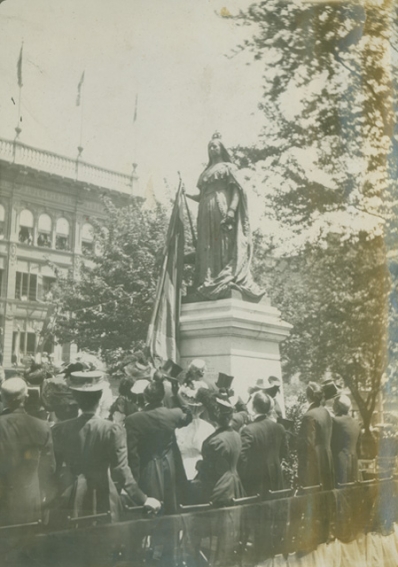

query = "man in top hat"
[[331, 394, 361, 486], [239, 391, 287, 497], [158, 359, 185, 409], [214, 373, 249, 431], [0, 378, 55, 526], [52, 371, 160, 522], [196, 396, 245, 505]]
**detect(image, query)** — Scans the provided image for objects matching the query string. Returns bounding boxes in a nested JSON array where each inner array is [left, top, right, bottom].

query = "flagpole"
[[15, 83, 22, 139], [129, 94, 138, 195], [14, 42, 23, 161], [75, 71, 85, 178], [78, 80, 84, 154]]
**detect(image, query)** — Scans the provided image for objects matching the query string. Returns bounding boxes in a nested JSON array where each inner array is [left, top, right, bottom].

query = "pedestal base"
[[179, 297, 292, 408]]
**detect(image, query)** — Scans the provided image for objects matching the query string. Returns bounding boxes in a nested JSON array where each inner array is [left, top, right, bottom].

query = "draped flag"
[[146, 180, 185, 363], [17, 44, 23, 87], [76, 71, 85, 106]]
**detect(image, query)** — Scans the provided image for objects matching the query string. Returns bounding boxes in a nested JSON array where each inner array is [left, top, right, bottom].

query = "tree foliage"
[[232, 0, 397, 431], [52, 197, 168, 366]]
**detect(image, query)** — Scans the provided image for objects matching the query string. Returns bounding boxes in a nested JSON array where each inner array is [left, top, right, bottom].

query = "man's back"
[[239, 416, 286, 496], [0, 408, 55, 525], [54, 413, 146, 518], [331, 415, 361, 484], [125, 406, 188, 478]]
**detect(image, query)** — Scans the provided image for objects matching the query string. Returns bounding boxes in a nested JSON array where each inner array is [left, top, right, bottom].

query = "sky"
[[0, 0, 265, 199]]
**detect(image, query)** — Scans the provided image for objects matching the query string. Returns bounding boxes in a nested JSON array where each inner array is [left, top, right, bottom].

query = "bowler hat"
[[267, 376, 281, 388], [68, 371, 104, 392], [321, 378, 339, 400], [216, 373, 234, 390]]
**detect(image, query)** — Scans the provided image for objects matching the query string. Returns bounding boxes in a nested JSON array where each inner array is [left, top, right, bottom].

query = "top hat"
[[321, 378, 339, 400], [68, 371, 104, 392], [161, 359, 184, 383], [216, 373, 234, 390]]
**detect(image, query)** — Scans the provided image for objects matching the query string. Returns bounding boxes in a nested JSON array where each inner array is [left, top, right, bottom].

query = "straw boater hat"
[[248, 377, 272, 394], [68, 371, 105, 392]]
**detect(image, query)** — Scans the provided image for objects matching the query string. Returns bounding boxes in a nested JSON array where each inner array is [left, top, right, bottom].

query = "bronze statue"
[[186, 133, 264, 301]]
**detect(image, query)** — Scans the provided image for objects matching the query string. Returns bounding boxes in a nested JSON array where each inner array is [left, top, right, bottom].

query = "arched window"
[[19, 209, 34, 245], [37, 214, 52, 248], [81, 223, 94, 255], [55, 217, 70, 251], [0, 204, 5, 239]]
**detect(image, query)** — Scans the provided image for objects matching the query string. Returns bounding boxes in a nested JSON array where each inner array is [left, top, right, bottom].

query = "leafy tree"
[[230, 0, 396, 443], [52, 197, 169, 366]]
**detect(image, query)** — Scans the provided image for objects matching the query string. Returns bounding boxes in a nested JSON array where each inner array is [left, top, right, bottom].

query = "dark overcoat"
[[125, 405, 191, 514], [331, 415, 361, 485], [53, 413, 146, 521], [198, 426, 245, 506], [0, 407, 55, 525], [238, 415, 287, 497], [297, 404, 334, 490]]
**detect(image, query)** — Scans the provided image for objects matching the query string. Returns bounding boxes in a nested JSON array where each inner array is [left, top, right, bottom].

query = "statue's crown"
[[212, 131, 222, 140]]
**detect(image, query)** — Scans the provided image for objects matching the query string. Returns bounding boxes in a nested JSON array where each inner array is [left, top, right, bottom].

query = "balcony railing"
[[0, 137, 134, 194]]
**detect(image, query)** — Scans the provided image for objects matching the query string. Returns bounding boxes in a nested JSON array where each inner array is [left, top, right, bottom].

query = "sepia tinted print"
[[0, 1, 397, 566]]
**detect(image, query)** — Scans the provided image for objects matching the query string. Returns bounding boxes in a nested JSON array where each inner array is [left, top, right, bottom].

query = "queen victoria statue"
[[185, 133, 265, 302]]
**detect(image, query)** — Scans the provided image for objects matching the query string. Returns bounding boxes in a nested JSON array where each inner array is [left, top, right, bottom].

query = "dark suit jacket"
[[0, 407, 55, 525], [239, 415, 287, 497], [331, 415, 361, 485], [198, 426, 245, 505], [53, 413, 146, 520], [297, 404, 334, 490], [125, 405, 191, 513]]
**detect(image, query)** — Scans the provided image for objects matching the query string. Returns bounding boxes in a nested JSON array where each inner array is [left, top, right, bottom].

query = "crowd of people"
[[0, 354, 363, 530]]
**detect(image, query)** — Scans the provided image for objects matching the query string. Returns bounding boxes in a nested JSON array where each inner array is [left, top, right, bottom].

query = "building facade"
[[0, 138, 134, 369]]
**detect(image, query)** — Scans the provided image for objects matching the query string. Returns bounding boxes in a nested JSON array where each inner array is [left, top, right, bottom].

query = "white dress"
[[176, 417, 215, 480]]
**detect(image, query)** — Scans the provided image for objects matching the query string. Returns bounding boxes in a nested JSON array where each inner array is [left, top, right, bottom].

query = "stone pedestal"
[[179, 297, 292, 409]]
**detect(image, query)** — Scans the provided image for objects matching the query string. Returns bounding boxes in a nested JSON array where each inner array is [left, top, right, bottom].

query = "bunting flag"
[[146, 181, 185, 363], [17, 44, 23, 88], [76, 71, 85, 106], [133, 94, 138, 122]]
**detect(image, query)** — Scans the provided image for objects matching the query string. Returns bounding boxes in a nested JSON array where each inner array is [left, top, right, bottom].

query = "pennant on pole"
[[17, 44, 23, 88], [146, 180, 185, 363], [76, 71, 85, 106]]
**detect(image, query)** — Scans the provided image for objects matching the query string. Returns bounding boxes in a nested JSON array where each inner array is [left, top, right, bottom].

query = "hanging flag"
[[146, 180, 185, 363], [76, 71, 85, 106], [133, 94, 138, 122], [17, 44, 23, 88]]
